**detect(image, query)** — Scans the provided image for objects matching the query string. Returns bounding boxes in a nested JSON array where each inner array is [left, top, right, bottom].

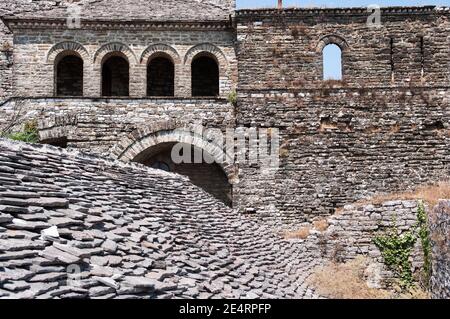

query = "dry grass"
[[309, 257, 430, 299], [364, 126, 382, 134], [309, 257, 390, 299], [319, 121, 338, 132], [284, 227, 311, 240], [356, 181, 450, 208], [313, 219, 329, 232], [389, 124, 401, 134]]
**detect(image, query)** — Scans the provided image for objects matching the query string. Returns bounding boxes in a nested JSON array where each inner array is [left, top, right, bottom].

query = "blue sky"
[[237, 0, 450, 79], [237, 0, 450, 9]]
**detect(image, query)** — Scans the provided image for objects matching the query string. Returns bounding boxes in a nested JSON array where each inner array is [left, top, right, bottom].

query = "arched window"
[[323, 44, 343, 81], [151, 161, 171, 172], [147, 56, 174, 97], [102, 55, 129, 97], [192, 55, 219, 97], [56, 55, 83, 96]]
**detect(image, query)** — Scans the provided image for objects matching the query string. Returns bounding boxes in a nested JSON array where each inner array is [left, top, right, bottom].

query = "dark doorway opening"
[[102, 56, 129, 97], [147, 56, 175, 97], [192, 56, 219, 97], [56, 55, 83, 96]]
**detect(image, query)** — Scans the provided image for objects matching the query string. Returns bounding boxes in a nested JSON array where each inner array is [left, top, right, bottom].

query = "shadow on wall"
[[134, 142, 232, 207]]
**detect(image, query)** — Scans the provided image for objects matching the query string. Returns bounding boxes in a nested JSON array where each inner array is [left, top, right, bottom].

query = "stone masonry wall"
[[234, 7, 450, 222], [0, 20, 13, 101], [321, 200, 425, 289], [296, 199, 448, 295], [429, 201, 450, 299], [10, 28, 237, 99], [233, 87, 450, 221], [236, 7, 450, 89], [0, 98, 234, 154]]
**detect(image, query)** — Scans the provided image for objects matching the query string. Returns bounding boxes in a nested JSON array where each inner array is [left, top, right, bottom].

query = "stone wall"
[[0, 97, 235, 205], [0, 98, 234, 154], [236, 7, 450, 89], [320, 200, 425, 288], [233, 87, 450, 221], [295, 199, 449, 295], [429, 201, 450, 299], [0, 20, 13, 101], [234, 7, 450, 222], [8, 27, 236, 98]]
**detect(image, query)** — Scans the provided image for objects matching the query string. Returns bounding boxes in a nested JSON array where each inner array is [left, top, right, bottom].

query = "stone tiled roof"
[[0, 139, 320, 299], [2, 0, 232, 22]]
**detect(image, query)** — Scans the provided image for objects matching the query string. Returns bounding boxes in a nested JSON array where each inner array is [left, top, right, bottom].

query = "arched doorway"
[[102, 55, 129, 97], [147, 55, 175, 97], [134, 142, 232, 207], [191, 54, 219, 97], [55, 54, 83, 96]]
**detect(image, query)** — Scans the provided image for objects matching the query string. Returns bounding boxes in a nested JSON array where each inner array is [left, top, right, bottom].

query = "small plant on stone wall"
[[417, 201, 432, 288], [227, 90, 237, 106], [374, 224, 417, 289], [6, 120, 39, 144]]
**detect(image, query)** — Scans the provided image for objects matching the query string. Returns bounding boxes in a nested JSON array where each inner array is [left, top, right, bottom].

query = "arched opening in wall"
[[322, 44, 343, 81], [135, 142, 232, 207], [40, 137, 68, 149], [55, 54, 83, 96], [191, 54, 219, 97], [147, 55, 175, 97], [102, 54, 130, 97]]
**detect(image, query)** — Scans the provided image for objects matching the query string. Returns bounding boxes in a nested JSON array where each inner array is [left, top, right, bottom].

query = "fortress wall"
[[236, 8, 450, 89], [233, 7, 450, 221], [233, 88, 450, 221], [10, 28, 237, 98]]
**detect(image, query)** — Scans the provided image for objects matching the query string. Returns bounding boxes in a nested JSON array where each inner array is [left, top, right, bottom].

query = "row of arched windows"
[[54, 41, 343, 97], [55, 52, 219, 97]]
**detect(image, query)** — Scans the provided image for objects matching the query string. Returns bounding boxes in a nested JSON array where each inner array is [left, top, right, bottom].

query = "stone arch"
[[111, 123, 236, 185], [93, 42, 138, 65], [184, 43, 228, 66], [37, 116, 76, 148], [46, 41, 89, 64], [316, 34, 349, 53], [111, 123, 236, 206], [140, 44, 181, 65]]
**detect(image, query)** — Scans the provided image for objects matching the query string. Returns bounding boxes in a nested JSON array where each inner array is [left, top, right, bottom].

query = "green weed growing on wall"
[[374, 201, 433, 289], [417, 201, 432, 287], [6, 120, 39, 143], [374, 225, 417, 289]]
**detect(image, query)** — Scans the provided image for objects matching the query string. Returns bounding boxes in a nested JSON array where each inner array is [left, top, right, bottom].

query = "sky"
[[236, 0, 450, 79]]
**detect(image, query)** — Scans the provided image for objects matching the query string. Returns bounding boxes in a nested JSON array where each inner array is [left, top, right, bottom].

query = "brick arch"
[[111, 124, 237, 185], [316, 35, 350, 53], [93, 42, 138, 65], [140, 44, 181, 64], [183, 43, 228, 66], [46, 41, 89, 63]]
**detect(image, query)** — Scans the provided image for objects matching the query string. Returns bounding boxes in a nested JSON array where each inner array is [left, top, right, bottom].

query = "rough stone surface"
[[0, 1, 449, 299], [429, 201, 450, 299], [0, 140, 324, 299]]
